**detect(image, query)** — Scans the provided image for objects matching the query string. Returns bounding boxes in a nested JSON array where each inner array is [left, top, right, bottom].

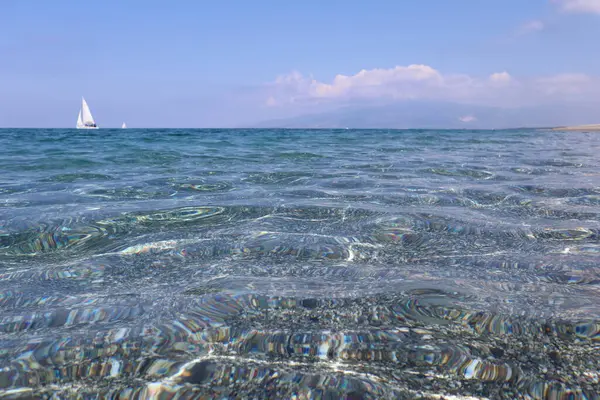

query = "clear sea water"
[[0, 128, 599, 399]]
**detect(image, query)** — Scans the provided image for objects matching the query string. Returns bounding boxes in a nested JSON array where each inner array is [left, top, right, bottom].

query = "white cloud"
[[270, 65, 493, 104], [553, 0, 600, 14], [459, 115, 477, 123], [535, 73, 592, 94], [517, 20, 545, 35], [311, 65, 443, 98], [265, 96, 277, 107], [489, 71, 513, 84], [267, 64, 599, 108]]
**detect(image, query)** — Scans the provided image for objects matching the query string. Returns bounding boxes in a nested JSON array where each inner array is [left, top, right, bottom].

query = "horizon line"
[[0, 126, 558, 131]]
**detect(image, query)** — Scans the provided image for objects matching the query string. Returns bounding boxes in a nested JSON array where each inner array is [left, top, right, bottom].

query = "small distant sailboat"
[[76, 97, 98, 129], [121, 122, 127, 129]]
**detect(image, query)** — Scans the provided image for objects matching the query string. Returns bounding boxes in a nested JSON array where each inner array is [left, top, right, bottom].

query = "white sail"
[[76, 110, 84, 129], [81, 97, 96, 126], [121, 122, 127, 129], [76, 97, 98, 129]]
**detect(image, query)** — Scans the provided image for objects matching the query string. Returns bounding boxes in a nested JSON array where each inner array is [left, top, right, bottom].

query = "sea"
[[0, 128, 599, 399]]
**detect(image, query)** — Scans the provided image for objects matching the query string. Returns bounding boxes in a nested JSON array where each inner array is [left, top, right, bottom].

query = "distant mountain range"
[[251, 101, 599, 130]]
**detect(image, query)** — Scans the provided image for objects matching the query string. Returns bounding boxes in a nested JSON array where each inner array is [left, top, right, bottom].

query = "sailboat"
[[121, 122, 127, 129], [76, 97, 98, 129]]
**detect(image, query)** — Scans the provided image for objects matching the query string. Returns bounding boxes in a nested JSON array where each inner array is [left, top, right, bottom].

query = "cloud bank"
[[266, 64, 599, 109], [554, 0, 600, 14]]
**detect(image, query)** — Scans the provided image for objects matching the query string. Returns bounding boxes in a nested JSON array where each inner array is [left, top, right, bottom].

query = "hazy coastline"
[[553, 124, 600, 131]]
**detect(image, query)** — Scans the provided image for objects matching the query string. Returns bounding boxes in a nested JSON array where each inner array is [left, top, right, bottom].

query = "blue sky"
[[1, 0, 599, 127]]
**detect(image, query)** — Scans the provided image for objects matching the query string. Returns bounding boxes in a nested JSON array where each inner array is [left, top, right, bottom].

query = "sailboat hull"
[[76, 126, 99, 130]]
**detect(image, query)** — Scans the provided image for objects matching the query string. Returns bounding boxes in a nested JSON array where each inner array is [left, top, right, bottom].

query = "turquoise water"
[[0, 128, 599, 399]]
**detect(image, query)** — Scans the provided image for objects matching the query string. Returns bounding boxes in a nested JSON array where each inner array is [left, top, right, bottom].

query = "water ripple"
[[0, 128, 599, 398]]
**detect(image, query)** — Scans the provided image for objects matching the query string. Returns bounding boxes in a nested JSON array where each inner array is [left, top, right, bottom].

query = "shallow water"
[[0, 128, 599, 399]]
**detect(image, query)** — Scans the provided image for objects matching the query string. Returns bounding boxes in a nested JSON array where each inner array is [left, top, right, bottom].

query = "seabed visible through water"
[[0, 128, 598, 399]]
